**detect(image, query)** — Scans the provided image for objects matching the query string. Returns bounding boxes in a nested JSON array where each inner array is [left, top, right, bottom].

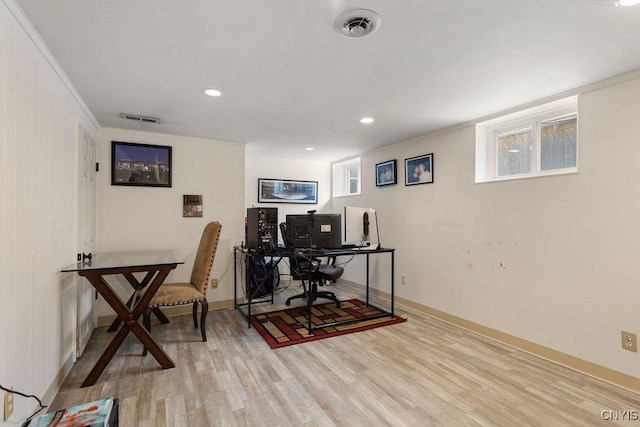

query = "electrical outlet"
[[621, 331, 637, 352], [3, 387, 13, 421], [401, 273, 406, 285], [210, 278, 218, 289]]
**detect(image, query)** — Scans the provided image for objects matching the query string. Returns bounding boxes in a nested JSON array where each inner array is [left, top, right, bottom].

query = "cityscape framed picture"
[[111, 141, 172, 187], [376, 159, 397, 187], [405, 153, 434, 186], [258, 178, 318, 204]]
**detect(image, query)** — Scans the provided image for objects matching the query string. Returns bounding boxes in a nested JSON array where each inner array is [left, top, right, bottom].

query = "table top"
[[285, 246, 394, 256], [314, 246, 395, 256], [236, 245, 395, 259], [61, 249, 184, 273]]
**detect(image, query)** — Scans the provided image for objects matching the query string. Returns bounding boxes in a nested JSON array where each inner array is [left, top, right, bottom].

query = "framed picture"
[[376, 159, 397, 187], [183, 195, 203, 217], [405, 153, 434, 186], [258, 178, 318, 204], [111, 141, 172, 187]]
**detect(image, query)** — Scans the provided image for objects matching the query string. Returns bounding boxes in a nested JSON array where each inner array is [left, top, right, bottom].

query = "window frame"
[[476, 96, 578, 183], [332, 157, 361, 197]]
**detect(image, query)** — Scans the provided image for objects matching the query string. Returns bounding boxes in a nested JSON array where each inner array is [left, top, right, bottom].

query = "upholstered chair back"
[[190, 221, 222, 294]]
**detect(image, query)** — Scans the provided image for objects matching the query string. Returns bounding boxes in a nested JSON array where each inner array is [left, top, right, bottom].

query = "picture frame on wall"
[[258, 178, 318, 204], [375, 159, 397, 187], [111, 141, 172, 187], [405, 153, 434, 186], [183, 195, 203, 217]]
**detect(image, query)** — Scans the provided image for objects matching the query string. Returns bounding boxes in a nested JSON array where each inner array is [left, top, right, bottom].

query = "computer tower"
[[246, 207, 278, 250]]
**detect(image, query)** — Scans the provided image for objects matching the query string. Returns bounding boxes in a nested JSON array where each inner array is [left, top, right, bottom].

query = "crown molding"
[[2, 0, 100, 131]]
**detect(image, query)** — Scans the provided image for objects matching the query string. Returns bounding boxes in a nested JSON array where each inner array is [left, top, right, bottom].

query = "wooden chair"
[[143, 221, 222, 351]]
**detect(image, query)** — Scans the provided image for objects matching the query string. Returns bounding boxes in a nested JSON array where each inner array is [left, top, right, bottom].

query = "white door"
[[76, 126, 97, 357]]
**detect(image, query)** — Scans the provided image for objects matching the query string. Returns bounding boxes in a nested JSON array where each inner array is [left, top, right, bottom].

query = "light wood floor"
[[50, 282, 640, 426]]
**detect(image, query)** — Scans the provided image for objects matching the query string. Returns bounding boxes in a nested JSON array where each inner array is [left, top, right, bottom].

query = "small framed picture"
[[405, 153, 434, 186], [376, 160, 397, 187]]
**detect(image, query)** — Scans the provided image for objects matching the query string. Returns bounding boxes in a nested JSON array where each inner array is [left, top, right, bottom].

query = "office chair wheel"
[[336, 302, 341, 309], [285, 300, 291, 306]]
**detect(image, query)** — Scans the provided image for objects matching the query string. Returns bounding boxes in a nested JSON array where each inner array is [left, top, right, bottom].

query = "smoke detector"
[[334, 9, 381, 38]]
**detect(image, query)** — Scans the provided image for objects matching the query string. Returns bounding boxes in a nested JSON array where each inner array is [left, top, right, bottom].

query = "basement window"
[[476, 96, 578, 183], [332, 157, 361, 197]]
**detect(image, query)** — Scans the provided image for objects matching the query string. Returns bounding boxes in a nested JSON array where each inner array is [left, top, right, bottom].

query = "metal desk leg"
[[391, 250, 395, 316], [233, 250, 238, 308], [366, 253, 370, 306]]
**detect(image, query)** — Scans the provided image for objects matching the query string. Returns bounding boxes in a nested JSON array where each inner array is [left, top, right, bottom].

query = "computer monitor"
[[285, 213, 343, 249], [284, 214, 311, 248], [311, 213, 342, 249], [343, 206, 380, 250]]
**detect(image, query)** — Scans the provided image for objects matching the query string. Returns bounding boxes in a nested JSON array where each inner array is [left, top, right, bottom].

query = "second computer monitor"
[[285, 213, 342, 249], [313, 213, 342, 249]]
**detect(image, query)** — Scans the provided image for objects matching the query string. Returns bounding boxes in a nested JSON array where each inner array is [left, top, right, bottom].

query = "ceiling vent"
[[120, 113, 160, 124], [334, 9, 381, 38]]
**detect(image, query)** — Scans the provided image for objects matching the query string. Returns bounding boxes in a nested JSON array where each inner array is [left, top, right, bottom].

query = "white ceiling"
[[14, 0, 640, 162]]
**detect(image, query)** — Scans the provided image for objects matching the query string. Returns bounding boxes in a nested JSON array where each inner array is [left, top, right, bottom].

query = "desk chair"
[[279, 222, 344, 308], [143, 221, 222, 352]]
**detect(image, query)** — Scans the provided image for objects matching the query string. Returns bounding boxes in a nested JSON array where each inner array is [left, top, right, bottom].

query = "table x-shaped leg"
[[79, 265, 176, 387], [107, 271, 169, 332]]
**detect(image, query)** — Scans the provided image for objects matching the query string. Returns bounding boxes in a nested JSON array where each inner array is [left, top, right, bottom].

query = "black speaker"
[[246, 207, 278, 250]]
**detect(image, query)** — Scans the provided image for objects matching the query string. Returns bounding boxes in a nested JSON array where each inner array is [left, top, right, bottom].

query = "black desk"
[[234, 246, 395, 331], [61, 250, 183, 387]]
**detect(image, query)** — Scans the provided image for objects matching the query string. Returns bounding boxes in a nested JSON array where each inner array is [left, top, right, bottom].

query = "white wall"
[[243, 156, 331, 280], [333, 74, 640, 380], [244, 156, 332, 230], [0, 1, 100, 423], [96, 128, 245, 316]]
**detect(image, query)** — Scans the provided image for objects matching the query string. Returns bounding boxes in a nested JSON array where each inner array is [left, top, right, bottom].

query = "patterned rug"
[[251, 299, 407, 349]]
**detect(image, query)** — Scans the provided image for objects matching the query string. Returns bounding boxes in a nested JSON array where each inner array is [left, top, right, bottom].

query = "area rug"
[[250, 299, 407, 349]]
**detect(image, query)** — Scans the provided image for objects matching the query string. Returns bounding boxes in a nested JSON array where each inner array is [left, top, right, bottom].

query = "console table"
[[61, 250, 183, 387]]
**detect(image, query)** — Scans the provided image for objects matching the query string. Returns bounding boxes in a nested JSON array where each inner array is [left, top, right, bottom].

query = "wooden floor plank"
[[48, 283, 640, 426]]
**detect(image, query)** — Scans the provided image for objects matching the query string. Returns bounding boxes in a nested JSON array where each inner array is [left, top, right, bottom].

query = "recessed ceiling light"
[[617, 0, 640, 5], [305, 147, 315, 151], [203, 89, 222, 97], [360, 117, 374, 124]]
